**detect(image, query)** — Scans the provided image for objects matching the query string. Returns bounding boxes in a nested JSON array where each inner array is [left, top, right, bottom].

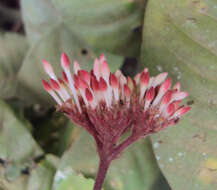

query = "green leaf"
[[0, 168, 28, 190], [21, 0, 143, 57], [27, 155, 57, 190], [57, 129, 170, 190], [21, 0, 60, 45], [0, 99, 42, 162], [0, 33, 28, 99], [33, 112, 74, 156], [141, 0, 217, 189], [18, 24, 123, 104], [0, 99, 42, 189], [53, 170, 94, 190]]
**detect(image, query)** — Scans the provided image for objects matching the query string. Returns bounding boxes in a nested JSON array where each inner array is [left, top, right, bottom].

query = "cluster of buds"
[[42, 53, 190, 190], [42, 53, 190, 153]]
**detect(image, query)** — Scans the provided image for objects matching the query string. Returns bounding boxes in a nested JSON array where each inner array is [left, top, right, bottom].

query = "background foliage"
[[0, 0, 216, 190]]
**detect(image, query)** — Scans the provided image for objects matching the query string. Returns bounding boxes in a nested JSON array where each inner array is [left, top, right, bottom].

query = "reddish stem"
[[93, 132, 146, 189], [109, 134, 139, 161], [93, 158, 111, 190]]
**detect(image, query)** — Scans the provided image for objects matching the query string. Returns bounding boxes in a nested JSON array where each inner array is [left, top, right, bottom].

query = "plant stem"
[[93, 158, 111, 190], [109, 135, 139, 161], [93, 134, 146, 190]]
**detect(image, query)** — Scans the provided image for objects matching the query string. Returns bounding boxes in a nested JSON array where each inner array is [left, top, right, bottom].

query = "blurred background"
[[0, 0, 216, 190], [0, 0, 23, 33]]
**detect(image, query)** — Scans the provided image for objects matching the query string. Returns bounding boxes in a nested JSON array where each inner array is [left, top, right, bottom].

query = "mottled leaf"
[[141, 0, 217, 189], [0, 166, 28, 190], [0, 33, 28, 99], [27, 155, 57, 190], [0, 99, 42, 162], [53, 169, 94, 190], [21, 0, 143, 56], [0, 99, 42, 189]]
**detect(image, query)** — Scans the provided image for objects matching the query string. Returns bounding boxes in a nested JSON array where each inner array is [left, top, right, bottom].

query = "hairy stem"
[[93, 158, 111, 190]]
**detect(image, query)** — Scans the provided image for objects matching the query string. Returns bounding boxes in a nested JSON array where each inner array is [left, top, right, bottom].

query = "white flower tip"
[[176, 106, 191, 117], [173, 91, 188, 101], [134, 73, 141, 85], [100, 53, 105, 62], [144, 68, 148, 73], [115, 70, 122, 78], [173, 82, 181, 91], [73, 60, 80, 74], [61, 52, 70, 69], [162, 78, 171, 92], [93, 58, 100, 78], [153, 72, 168, 87], [42, 60, 52, 73], [101, 60, 110, 77]]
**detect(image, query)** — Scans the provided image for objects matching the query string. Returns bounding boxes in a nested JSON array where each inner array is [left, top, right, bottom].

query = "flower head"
[[42, 53, 190, 152]]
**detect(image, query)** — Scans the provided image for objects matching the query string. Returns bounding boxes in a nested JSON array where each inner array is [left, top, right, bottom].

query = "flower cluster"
[[42, 53, 191, 190], [42, 53, 190, 156]]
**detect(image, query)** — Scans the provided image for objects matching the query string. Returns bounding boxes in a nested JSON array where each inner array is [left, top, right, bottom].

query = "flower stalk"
[[93, 158, 110, 190], [41, 53, 191, 190], [93, 132, 141, 190]]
